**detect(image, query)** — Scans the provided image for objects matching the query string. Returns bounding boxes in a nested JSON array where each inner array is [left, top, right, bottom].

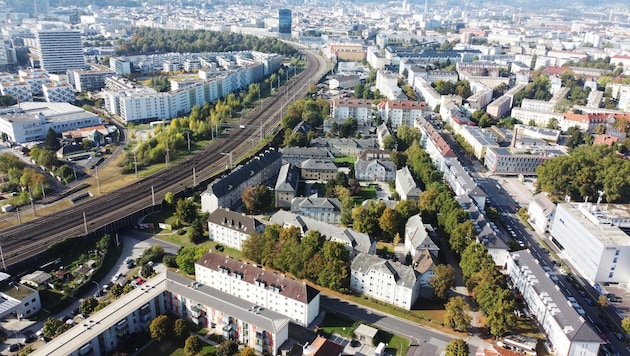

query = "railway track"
[[0, 49, 328, 269]]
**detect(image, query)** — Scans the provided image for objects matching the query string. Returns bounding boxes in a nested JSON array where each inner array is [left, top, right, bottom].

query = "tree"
[[449, 220, 477, 255], [44, 128, 61, 152], [216, 340, 239, 356], [622, 316, 630, 334], [444, 297, 472, 332], [149, 315, 172, 341], [80, 297, 99, 316], [430, 264, 456, 300], [240, 347, 256, 356], [184, 335, 202, 356], [382, 135, 396, 150], [173, 318, 191, 340], [110, 283, 123, 297], [141, 264, 155, 278], [241, 185, 274, 214], [378, 207, 401, 241], [164, 192, 175, 206], [176, 246, 207, 274], [175, 198, 197, 224], [0, 95, 17, 107], [445, 339, 469, 356], [485, 289, 516, 337], [42, 318, 71, 339], [598, 295, 609, 307], [190, 218, 205, 244]]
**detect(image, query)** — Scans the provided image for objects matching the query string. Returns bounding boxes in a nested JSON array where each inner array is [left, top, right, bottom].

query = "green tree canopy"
[[184, 335, 202, 356], [430, 264, 456, 300], [445, 339, 469, 356], [444, 297, 472, 332], [149, 315, 172, 341]]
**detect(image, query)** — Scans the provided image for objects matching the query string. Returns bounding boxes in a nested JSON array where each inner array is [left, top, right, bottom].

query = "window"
[[609, 272, 614, 278]]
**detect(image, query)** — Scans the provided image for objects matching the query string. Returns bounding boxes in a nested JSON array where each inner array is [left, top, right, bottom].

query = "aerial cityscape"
[[0, 0, 630, 356]]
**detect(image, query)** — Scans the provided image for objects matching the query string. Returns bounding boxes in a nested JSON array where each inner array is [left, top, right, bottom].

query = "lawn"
[[318, 313, 410, 355], [353, 186, 376, 205], [139, 338, 217, 356], [333, 156, 357, 166]]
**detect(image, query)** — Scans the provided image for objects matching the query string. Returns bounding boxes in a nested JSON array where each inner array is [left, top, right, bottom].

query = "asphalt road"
[[320, 295, 488, 355]]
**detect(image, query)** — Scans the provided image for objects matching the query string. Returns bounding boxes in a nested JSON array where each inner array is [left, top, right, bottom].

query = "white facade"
[[195, 252, 320, 327], [330, 98, 373, 123], [507, 251, 601, 356], [528, 193, 556, 234], [550, 203, 630, 284], [377, 100, 426, 129], [207, 208, 265, 250], [0, 103, 100, 144], [354, 159, 396, 181], [35, 30, 86, 74], [458, 126, 498, 160], [0, 82, 32, 102], [42, 82, 75, 103], [415, 117, 456, 172], [350, 253, 421, 310]]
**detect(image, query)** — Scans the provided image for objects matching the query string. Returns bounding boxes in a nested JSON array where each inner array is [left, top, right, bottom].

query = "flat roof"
[[558, 203, 630, 247], [0, 284, 36, 300], [35, 270, 290, 355]]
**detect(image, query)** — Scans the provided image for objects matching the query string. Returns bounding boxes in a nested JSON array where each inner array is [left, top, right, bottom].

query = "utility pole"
[[187, 131, 191, 151], [151, 185, 155, 206], [95, 165, 101, 194], [0, 245, 6, 271], [133, 151, 138, 176], [40, 182, 45, 200], [165, 138, 170, 168], [16, 208, 20, 224], [83, 212, 88, 236], [28, 186, 35, 217], [192, 167, 196, 187]]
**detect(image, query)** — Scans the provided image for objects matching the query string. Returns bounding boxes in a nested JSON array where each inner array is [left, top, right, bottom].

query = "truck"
[[1, 204, 14, 212]]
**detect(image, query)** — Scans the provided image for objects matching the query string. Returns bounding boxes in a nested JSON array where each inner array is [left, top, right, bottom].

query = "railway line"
[[0, 49, 328, 270]]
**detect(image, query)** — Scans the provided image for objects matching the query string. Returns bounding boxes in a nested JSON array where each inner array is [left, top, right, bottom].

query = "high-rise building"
[[34, 30, 85, 74], [33, 0, 49, 14], [7, 0, 49, 15], [278, 9, 292, 34]]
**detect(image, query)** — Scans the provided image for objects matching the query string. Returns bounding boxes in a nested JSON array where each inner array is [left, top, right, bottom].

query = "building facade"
[[34, 30, 85, 74], [195, 252, 320, 327], [42, 82, 75, 103], [207, 208, 265, 250], [350, 253, 421, 310], [550, 202, 630, 284]]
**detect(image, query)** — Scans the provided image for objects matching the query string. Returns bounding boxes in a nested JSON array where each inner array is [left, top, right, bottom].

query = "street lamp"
[[92, 280, 100, 298]]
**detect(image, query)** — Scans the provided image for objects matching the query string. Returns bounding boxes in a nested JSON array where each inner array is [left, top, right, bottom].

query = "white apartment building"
[[413, 76, 442, 109], [0, 272, 41, 319], [395, 166, 422, 201], [195, 251, 320, 327], [34, 29, 86, 74], [354, 159, 396, 181], [330, 98, 373, 124], [484, 147, 563, 175], [404, 215, 439, 259], [350, 253, 421, 310], [207, 208, 265, 250], [520, 98, 555, 112], [42, 82, 75, 103], [507, 251, 602, 356], [0, 102, 100, 144], [528, 193, 556, 234], [415, 117, 456, 172], [290, 197, 342, 224], [36, 271, 291, 356], [376, 100, 427, 128], [0, 81, 32, 102], [550, 202, 630, 284], [376, 70, 404, 100], [511, 107, 561, 127], [19, 74, 48, 96]]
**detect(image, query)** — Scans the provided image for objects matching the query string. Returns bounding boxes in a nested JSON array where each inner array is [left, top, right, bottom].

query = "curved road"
[[0, 49, 328, 270]]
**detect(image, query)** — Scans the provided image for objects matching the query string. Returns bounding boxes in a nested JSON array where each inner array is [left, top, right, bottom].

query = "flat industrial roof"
[[558, 203, 630, 247]]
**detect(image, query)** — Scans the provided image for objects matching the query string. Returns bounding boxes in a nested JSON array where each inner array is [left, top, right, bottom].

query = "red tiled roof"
[[543, 66, 572, 76], [310, 336, 344, 356], [593, 134, 619, 146]]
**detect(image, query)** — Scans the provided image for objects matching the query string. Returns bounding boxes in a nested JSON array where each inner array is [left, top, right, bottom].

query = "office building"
[[68, 65, 116, 92], [42, 82, 75, 103], [507, 250, 601, 356], [35, 30, 85, 74], [484, 147, 563, 175], [278, 9, 292, 34], [550, 202, 630, 284], [0, 102, 100, 144]]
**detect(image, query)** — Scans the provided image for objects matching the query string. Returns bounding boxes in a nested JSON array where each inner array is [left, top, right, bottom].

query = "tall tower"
[[424, 0, 429, 14], [35, 29, 86, 74], [278, 9, 292, 35]]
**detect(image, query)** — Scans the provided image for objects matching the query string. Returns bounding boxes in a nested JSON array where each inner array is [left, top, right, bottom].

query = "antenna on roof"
[[597, 190, 604, 207]]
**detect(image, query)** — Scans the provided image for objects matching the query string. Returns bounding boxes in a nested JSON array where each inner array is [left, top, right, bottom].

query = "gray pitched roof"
[[396, 166, 422, 197], [405, 215, 439, 252], [269, 210, 374, 254], [301, 158, 337, 171], [279, 146, 333, 161], [275, 163, 299, 192], [291, 197, 342, 213], [354, 159, 397, 174], [207, 149, 281, 199], [351, 253, 418, 288]]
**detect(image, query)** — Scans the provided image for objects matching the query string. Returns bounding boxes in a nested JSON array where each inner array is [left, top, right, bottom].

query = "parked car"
[[9, 344, 23, 352], [584, 298, 594, 306]]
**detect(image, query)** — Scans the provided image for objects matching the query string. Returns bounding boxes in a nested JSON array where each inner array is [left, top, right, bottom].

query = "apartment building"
[[458, 126, 499, 160], [377, 100, 427, 129], [42, 82, 75, 103], [550, 202, 630, 284], [350, 253, 422, 310], [354, 159, 396, 181], [484, 147, 563, 175], [0, 81, 32, 102], [34, 29, 86, 74], [195, 252, 320, 327], [330, 98, 373, 124], [300, 159, 338, 181], [36, 271, 291, 356], [68, 65, 116, 92], [201, 149, 282, 213], [507, 251, 601, 356], [290, 197, 342, 224], [207, 208, 266, 250], [275, 163, 300, 209], [395, 166, 422, 201]]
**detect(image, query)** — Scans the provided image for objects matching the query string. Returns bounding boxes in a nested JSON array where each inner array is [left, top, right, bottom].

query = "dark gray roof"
[[207, 149, 281, 198], [291, 197, 342, 213], [279, 147, 333, 160], [354, 159, 397, 174], [301, 158, 337, 171], [275, 163, 299, 193], [208, 208, 264, 233]]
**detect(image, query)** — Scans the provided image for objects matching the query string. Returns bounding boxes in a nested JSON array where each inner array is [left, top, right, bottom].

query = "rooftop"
[[558, 202, 630, 247]]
